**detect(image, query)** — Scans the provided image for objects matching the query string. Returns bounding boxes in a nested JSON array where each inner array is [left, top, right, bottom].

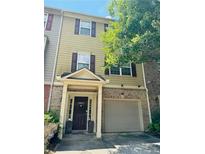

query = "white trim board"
[[142, 63, 152, 123]]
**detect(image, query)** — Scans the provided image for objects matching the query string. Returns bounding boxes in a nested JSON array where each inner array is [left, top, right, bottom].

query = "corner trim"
[[142, 63, 152, 123]]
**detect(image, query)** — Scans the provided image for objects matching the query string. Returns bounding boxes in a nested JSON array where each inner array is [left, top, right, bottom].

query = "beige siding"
[[55, 13, 144, 87]]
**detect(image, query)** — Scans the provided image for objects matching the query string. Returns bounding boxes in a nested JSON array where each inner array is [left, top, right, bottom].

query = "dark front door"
[[72, 97, 88, 130]]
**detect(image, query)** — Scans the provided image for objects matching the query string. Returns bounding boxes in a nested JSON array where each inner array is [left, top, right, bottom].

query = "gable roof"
[[60, 68, 107, 82]]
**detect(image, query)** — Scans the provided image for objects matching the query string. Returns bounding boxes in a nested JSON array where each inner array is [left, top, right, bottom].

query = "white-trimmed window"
[[44, 13, 48, 29], [121, 63, 132, 75], [110, 63, 132, 76], [80, 20, 91, 36], [110, 65, 120, 75], [77, 53, 90, 69]]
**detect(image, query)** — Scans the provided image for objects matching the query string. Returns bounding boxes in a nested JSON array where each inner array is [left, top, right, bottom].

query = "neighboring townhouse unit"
[[44, 7, 63, 112], [48, 8, 151, 139]]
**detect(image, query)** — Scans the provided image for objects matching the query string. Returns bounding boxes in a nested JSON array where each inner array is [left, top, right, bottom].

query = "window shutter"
[[90, 55, 95, 73], [71, 53, 78, 72], [104, 61, 109, 75], [74, 18, 80, 35], [91, 21, 96, 37], [105, 68, 109, 75], [131, 63, 137, 77], [104, 23, 108, 32], [46, 14, 53, 31]]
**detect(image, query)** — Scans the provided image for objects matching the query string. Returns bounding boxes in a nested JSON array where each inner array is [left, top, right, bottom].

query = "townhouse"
[[45, 7, 152, 139]]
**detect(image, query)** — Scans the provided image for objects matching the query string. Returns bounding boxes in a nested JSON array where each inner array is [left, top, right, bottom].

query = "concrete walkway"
[[53, 132, 160, 154]]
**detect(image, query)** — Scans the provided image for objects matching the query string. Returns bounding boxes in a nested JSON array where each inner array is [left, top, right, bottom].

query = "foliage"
[[101, 0, 160, 67], [148, 122, 160, 133], [152, 107, 160, 123], [44, 111, 59, 123], [147, 107, 160, 135]]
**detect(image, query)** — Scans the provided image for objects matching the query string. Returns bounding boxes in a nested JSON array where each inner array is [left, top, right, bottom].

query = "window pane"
[[110, 66, 120, 75], [80, 27, 90, 35], [122, 67, 131, 75], [78, 54, 90, 63], [80, 21, 90, 28], [78, 63, 89, 69]]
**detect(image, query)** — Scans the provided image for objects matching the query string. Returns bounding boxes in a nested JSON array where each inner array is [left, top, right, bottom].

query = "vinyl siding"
[[55, 13, 144, 87], [44, 9, 62, 83]]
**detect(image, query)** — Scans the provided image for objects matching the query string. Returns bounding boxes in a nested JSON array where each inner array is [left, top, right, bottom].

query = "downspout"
[[47, 10, 64, 112], [142, 63, 152, 123]]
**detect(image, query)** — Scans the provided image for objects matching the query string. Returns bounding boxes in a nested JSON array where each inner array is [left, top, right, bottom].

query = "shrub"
[[147, 122, 160, 134], [147, 107, 160, 135], [152, 107, 160, 123], [44, 111, 59, 123]]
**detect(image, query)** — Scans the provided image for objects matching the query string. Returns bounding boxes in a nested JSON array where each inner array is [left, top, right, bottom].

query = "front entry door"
[[72, 97, 88, 130]]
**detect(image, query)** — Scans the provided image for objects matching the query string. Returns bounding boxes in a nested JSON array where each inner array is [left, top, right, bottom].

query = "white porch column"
[[96, 84, 102, 138], [59, 83, 68, 139]]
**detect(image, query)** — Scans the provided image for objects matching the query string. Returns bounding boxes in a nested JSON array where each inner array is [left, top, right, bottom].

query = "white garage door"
[[103, 100, 142, 132]]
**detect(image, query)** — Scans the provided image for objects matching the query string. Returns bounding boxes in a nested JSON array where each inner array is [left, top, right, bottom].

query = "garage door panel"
[[104, 100, 141, 132]]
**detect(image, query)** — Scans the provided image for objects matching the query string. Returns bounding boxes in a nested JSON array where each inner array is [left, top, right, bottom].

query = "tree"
[[101, 0, 160, 67]]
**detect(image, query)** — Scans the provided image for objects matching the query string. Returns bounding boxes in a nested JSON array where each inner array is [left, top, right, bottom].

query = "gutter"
[[47, 10, 64, 112]]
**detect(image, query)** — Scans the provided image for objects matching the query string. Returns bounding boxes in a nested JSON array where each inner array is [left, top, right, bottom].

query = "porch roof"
[[57, 68, 109, 85]]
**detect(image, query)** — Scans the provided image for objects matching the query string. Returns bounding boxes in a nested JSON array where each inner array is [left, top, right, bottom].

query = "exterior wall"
[[50, 85, 63, 116], [44, 85, 50, 112], [144, 62, 160, 119], [44, 7, 62, 83], [102, 87, 150, 130], [55, 12, 144, 87], [55, 14, 106, 77]]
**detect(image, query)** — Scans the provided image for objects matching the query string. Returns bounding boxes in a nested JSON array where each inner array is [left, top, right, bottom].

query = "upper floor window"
[[121, 63, 132, 75], [77, 53, 90, 70], [44, 13, 48, 29], [80, 21, 91, 36], [110, 65, 120, 75], [104, 23, 108, 32], [110, 63, 132, 76]]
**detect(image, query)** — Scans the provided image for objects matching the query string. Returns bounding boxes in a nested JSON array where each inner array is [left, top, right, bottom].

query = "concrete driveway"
[[53, 132, 160, 154]]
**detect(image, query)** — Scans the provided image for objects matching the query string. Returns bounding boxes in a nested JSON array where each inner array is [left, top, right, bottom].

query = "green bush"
[[152, 107, 160, 123], [148, 123, 160, 133], [44, 111, 59, 123]]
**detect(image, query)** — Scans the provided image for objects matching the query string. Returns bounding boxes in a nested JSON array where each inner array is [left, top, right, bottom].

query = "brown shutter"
[[104, 60, 109, 75], [71, 53, 78, 72], [104, 23, 108, 32], [46, 14, 53, 31], [74, 18, 80, 35], [90, 55, 95, 73], [105, 68, 109, 75], [131, 63, 137, 77], [91, 21, 96, 37]]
